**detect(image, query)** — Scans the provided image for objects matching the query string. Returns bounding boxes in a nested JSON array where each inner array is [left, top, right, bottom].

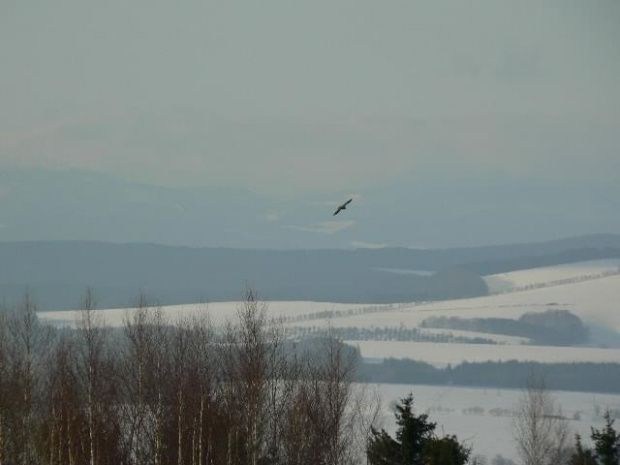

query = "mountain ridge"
[[1, 234, 619, 310]]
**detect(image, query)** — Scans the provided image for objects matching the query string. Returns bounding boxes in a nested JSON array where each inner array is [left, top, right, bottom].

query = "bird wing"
[[333, 199, 352, 215]]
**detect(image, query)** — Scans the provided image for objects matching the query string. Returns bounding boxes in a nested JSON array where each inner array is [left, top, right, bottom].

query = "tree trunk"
[[58, 409, 64, 465], [155, 390, 163, 465], [198, 393, 205, 465], [88, 380, 95, 465], [49, 408, 55, 465], [0, 412, 5, 465], [191, 418, 197, 465], [178, 391, 184, 465]]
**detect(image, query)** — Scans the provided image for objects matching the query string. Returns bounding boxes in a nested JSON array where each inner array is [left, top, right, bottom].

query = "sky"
[[0, 0, 619, 247]]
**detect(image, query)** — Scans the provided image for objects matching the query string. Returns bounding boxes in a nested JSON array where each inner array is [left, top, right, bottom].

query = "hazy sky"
[[1, 0, 619, 195]]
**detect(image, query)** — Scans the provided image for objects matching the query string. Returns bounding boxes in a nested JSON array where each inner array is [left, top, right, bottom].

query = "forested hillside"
[[2, 236, 619, 309]]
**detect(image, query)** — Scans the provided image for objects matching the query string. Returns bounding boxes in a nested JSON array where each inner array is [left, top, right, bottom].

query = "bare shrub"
[[512, 375, 573, 465]]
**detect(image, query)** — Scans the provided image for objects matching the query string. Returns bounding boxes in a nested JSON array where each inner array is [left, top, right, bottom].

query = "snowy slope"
[[350, 341, 620, 366], [484, 259, 620, 293], [283, 274, 620, 332], [374, 383, 620, 462], [39, 274, 620, 365], [39, 300, 388, 328]]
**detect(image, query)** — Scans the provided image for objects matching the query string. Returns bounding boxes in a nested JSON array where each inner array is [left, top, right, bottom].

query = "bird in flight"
[[333, 198, 353, 216]]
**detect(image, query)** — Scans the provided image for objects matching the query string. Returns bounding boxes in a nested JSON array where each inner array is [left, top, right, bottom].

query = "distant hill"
[[2, 168, 620, 250], [1, 235, 619, 310], [462, 245, 620, 275]]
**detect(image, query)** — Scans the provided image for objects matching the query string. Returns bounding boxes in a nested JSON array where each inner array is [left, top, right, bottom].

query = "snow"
[[33, 259, 620, 463], [38, 300, 388, 328], [349, 341, 620, 366], [39, 271, 620, 369], [282, 274, 620, 332], [373, 383, 620, 462], [418, 328, 529, 345], [484, 259, 620, 293], [40, 266, 620, 333]]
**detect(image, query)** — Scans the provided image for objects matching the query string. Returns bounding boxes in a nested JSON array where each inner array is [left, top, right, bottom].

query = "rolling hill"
[[2, 235, 620, 309]]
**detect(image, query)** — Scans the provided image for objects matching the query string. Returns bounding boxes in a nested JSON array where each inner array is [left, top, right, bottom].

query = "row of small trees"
[[284, 325, 497, 345], [0, 289, 369, 465]]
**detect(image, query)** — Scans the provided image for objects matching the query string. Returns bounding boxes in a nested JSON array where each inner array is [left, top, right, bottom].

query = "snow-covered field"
[[38, 261, 620, 463], [373, 383, 620, 462], [36, 260, 620, 463], [484, 259, 620, 294], [39, 300, 387, 328], [418, 327, 529, 345], [350, 341, 620, 366], [40, 272, 620, 365], [282, 274, 620, 334]]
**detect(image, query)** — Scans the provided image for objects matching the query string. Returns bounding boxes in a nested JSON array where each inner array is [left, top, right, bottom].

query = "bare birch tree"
[[188, 310, 215, 465], [7, 291, 47, 465], [44, 331, 83, 465], [0, 287, 374, 465], [513, 375, 573, 465], [220, 288, 271, 465], [76, 288, 112, 465], [315, 335, 361, 465], [119, 293, 166, 464]]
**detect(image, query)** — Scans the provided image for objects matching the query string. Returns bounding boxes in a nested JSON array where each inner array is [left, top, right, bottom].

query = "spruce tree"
[[367, 393, 470, 465], [591, 412, 620, 465]]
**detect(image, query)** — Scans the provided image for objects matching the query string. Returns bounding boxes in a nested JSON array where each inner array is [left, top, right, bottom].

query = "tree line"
[[2, 289, 617, 464], [421, 310, 589, 346], [284, 326, 498, 345], [0, 289, 371, 465], [359, 359, 620, 394]]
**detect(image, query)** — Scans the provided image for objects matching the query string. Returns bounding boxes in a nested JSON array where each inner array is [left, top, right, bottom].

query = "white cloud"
[[285, 221, 355, 235], [263, 210, 281, 223], [308, 200, 339, 207], [172, 204, 186, 215], [308, 194, 363, 208]]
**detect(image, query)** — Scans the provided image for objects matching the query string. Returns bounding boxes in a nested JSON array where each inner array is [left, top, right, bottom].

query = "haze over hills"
[[1, 234, 619, 310], [1, 168, 619, 250]]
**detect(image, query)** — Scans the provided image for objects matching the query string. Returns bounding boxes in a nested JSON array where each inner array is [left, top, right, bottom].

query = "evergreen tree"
[[571, 435, 597, 465], [570, 412, 620, 465], [367, 429, 403, 465], [591, 412, 620, 465], [424, 436, 471, 465], [396, 395, 436, 464], [367, 393, 470, 465]]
